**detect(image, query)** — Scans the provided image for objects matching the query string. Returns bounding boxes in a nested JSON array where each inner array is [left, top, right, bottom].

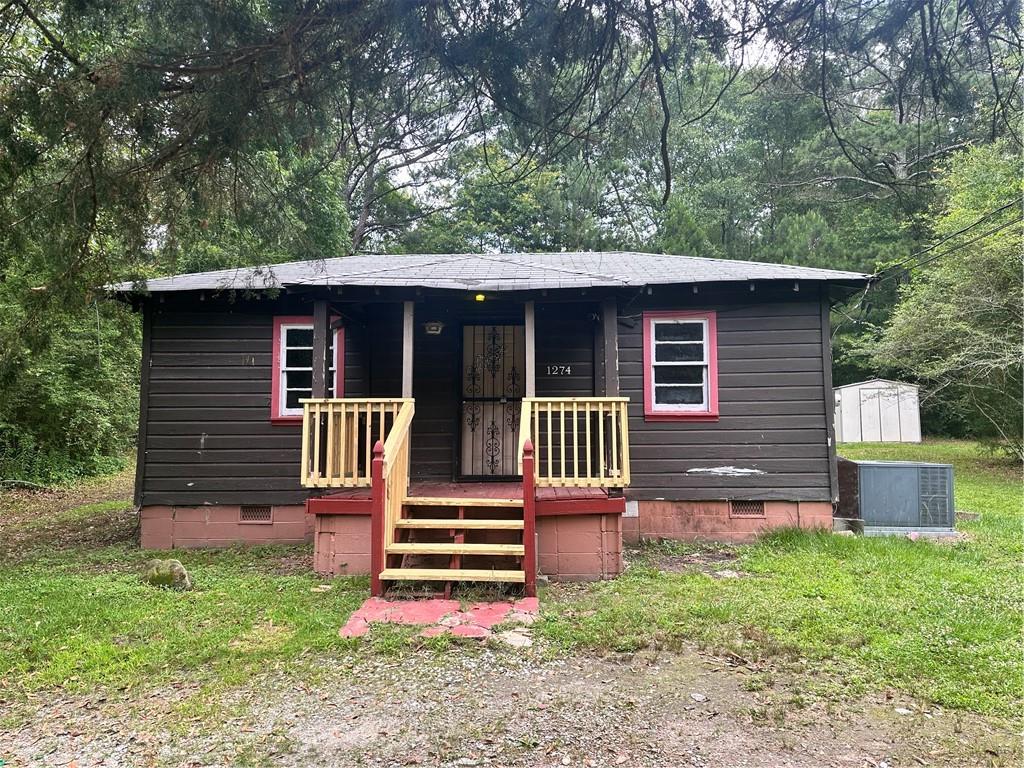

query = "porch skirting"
[[139, 505, 312, 549], [622, 500, 833, 543], [537, 513, 622, 581], [309, 501, 622, 581]]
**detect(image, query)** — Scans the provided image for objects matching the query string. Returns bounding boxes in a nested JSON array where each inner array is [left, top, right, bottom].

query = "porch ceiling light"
[[474, 293, 486, 302], [424, 320, 445, 335]]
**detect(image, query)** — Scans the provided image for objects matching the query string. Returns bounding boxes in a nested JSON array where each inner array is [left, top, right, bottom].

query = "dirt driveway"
[[6, 643, 1016, 767]]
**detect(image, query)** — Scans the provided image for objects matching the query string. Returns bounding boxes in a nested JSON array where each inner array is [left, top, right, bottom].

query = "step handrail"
[[517, 396, 631, 488], [370, 399, 415, 596]]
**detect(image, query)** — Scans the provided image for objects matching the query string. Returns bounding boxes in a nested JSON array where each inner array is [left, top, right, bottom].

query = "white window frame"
[[276, 322, 340, 419]]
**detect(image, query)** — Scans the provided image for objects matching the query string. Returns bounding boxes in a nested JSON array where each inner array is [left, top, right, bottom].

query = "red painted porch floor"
[[325, 482, 609, 501], [339, 596, 539, 640]]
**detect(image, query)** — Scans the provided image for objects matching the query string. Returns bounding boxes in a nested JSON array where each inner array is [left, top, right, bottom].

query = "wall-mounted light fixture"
[[423, 320, 445, 336], [474, 293, 486, 302]]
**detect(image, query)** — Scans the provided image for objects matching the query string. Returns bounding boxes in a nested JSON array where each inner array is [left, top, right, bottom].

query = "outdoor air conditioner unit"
[[835, 459, 955, 534]]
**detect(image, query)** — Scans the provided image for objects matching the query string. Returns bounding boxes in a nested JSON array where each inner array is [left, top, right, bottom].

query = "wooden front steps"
[[387, 542, 524, 556], [315, 482, 620, 597], [394, 518, 524, 530], [381, 491, 528, 593], [379, 567, 525, 583], [403, 496, 523, 508]]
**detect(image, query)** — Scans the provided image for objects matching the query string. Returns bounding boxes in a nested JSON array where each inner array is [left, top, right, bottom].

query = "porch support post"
[[600, 297, 619, 396], [524, 300, 536, 397], [402, 300, 414, 398], [312, 299, 329, 398]]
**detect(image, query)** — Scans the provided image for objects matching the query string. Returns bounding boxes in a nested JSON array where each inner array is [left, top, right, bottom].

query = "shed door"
[[460, 325, 525, 478], [899, 386, 922, 442], [859, 388, 883, 441], [879, 386, 902, 441]]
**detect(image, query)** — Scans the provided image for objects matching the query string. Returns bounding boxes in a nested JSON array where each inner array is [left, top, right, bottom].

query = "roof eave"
[[108, 273, 871, 296]]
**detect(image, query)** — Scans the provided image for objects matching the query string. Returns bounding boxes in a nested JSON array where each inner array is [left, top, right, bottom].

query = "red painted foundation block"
[[314, 513, 373, 575], [636, 499, 833, 542], [536, 513, 622, 581], [139, 504, 311, 550]]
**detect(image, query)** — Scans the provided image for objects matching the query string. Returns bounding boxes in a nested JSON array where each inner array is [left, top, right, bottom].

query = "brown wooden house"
[[111, 252, 868, 596]]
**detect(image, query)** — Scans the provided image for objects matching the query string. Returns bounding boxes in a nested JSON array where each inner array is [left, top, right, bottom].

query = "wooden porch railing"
[[369, 399, 415, 596], [300, 398, 413, 488], [517, 397, 632, 488]]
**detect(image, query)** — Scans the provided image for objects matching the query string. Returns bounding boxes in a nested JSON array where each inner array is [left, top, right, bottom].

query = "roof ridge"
[[472, 253, 629, 284], [290, 254, 476, 284]]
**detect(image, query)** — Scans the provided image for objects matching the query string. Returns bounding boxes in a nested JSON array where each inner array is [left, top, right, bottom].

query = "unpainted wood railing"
[[370, 400, 415, 596], [300, 398, 413, 487], [517, 397, 631, 488]]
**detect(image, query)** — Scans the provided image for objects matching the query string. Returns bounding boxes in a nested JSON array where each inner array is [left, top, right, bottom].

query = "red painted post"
[[369, 440, 385, 597], [522, 439, 537, 598]]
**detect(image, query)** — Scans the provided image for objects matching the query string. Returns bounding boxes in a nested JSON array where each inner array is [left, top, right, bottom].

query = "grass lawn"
[[0, 471, 378, 703], [540, 440, 1023, 719], [0, 440, 1019, 724]]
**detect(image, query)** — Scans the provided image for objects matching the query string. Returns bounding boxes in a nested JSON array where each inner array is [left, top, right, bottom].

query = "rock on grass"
[[142, 558, 192, 590]]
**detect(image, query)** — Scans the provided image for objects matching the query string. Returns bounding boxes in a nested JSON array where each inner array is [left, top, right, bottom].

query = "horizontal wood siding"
[[534, 302, 597, 398], [138, 286, 833, 505], [142, 296, 367, 506], [410, 303, 458, 480], [619, 285, 832, 501]]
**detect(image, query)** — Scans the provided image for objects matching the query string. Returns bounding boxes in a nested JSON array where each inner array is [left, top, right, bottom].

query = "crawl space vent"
[[239, 505, 273, 523], [730, 500, 765, 518]]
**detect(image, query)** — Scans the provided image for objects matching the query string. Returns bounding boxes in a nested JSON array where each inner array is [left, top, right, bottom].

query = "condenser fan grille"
[[918, 466, 952, 527]]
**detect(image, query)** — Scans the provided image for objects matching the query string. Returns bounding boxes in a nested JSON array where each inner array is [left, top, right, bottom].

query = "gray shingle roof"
[[109, 252, 869, 294]]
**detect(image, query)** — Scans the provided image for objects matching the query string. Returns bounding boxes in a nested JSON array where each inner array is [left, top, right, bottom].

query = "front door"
[[460, 324, 525, 478]]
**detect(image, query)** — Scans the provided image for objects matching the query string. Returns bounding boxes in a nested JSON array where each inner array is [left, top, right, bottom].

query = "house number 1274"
[[546, 365, 572, 375]]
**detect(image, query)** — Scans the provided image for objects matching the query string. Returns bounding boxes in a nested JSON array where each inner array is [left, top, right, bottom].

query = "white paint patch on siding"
[[686, 466, 767, 477]]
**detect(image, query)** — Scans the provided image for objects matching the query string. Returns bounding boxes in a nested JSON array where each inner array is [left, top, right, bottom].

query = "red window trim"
[[271, 315, 343, 424], [642, 310, 719, 422]]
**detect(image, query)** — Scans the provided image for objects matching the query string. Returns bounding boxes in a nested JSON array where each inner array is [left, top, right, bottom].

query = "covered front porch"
[[300, 396, 630, 596], [293, 293, 630, 596]]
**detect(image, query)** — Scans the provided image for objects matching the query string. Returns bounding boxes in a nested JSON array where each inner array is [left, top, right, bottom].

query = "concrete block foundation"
[[313, 514, 373, 575], [537, 513, 623, 581], [622, 500, 833, 544], [141, 496, 832, 575], [139, 505, 311, 549]]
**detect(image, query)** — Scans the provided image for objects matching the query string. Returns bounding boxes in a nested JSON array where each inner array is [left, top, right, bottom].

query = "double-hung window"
[[271, 316, 342, 422], [643, 310, 718, 420]]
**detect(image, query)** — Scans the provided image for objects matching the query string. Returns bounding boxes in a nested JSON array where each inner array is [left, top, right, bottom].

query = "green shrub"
[[0, 302, 139, 485]]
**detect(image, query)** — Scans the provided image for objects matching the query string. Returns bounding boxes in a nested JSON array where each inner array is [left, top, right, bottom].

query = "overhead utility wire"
[[872, 198, 1019, 277], [872, 215, 1023, 286]]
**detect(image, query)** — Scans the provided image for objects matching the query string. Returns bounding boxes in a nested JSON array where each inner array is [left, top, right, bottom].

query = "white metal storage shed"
[[834, 378, 922, 443]]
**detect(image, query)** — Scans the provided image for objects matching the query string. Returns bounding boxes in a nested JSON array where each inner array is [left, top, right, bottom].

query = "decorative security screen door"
[[460, 325, 525, 477]]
